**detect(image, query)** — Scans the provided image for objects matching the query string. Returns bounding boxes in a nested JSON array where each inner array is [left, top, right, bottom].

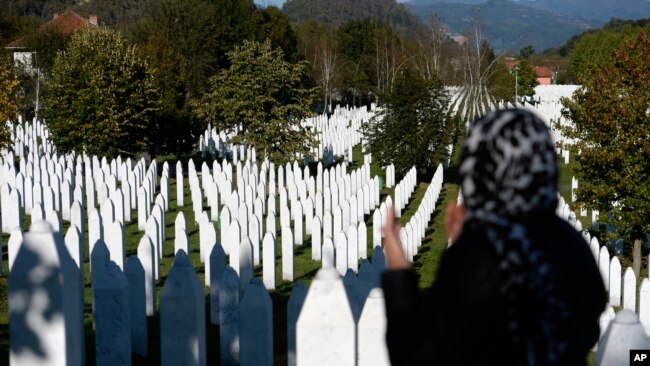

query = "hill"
[[406, 0, 592, 53], [282, 0, 422, 34], [408, 0, 650, 24], [522, 0, 650, 24]]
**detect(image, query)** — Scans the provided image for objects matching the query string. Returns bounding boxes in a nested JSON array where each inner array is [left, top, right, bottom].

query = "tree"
[[487, 60, 515, 103], [0, 56, 20, 149], [294, 21, 339, 113], [44, 27, 160, 157], [561, 31, 650, 277], [363, 70, 452, 175], [519, 44, 535, 59], [515, 59, 538, 97], [194, 39, 316, 164]]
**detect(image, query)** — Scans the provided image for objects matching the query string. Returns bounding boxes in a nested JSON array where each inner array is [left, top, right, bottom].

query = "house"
[[5, 11, 98, 74], [534, 66, 553, 85], [502, 58, 555, 85], [452, 35, 468, 46]]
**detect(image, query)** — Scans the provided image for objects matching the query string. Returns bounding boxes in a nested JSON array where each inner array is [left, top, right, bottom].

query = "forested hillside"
[[283, 0, 422, 35], [406, 0, 592, 53]]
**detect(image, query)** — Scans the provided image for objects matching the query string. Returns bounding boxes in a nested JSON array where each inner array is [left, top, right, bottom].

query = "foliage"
[[363, 70, 452, 175], [44, 27, 160, 158], [519, 45, 535, 59], [569, 21, 650, 83], [487, 60, 515, 103], [561, 31, 650, 269], [515, 59, 537, 97], [254, 6, 301, 63], [0, 56, 19, 149], [194, 39, 316, 164], [21, 22, 71, 74]]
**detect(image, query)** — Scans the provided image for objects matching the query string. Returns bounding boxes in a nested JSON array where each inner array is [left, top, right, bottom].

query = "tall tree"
[[363, 69, 452, 175], [515, 59, 538, 98], [0, 56, 19, 150], [295, 21, 339, 113], [561, 31, 650, 277], [487, 60, 515, 103], [44, 27, 160, 157], [194, 39, 316, 164]]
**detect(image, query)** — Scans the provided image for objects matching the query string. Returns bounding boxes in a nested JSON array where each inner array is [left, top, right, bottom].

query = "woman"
[[381, 108, 607, 366]]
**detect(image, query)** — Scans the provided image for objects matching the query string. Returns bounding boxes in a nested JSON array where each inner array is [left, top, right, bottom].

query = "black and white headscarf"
[[459, 108, 571, 365]]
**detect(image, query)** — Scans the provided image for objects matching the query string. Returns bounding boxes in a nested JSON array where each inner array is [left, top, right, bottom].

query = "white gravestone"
[[107, 221, 126, 270], [347, 225, 358, 273], [322, 238, 335, 268], [335, 231, 348, 276], [239, 279, 273, 366], [596, 310, 650, 366], [282, 226, 294, 281], [311, 217, 322, 260], [94, 260, 131, 366], [639, 279, 650, 337], [9, 221, 84, 366], [209, 244, 227, 325], [287, 281, 308, 366], [262, 232, 276, 290], [160, 250, 206, 366], [358, 288, 390, 366], [610, 257, 622, 306], [297, 267, 355, 366], [125, 256, 148, 356], [174, 228, 189, 255], [239, 237, 254, 287], [219, 267, 240, 366], [598, 247, 610, 291], [137, 235, 156, 316], [358, 221, 368, 259], [623, 267, 637, 311]]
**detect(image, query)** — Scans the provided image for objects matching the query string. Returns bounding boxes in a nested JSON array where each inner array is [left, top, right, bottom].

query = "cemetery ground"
[[0, 130, 624, 365], [0, 135, 462, 365]]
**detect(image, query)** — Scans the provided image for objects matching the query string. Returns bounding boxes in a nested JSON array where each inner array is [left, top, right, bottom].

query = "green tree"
[[519, 45, 535, 59], [194, 39, 316, 164], [363, 70, 452, 175], [44, 27, 160, 157], [515, 59, 538, 97], [0, 56, 20, 149], [487, 60, 515, 103], [561, 31, 650, 277], [569, 22, 650, 83]]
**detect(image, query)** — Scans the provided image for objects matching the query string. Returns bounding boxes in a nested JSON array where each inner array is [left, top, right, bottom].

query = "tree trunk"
[[633, 238, 643, 279]]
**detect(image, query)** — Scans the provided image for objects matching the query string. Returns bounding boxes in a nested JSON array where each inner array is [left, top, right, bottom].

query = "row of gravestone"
[[557, 190, 650, 361], [393, 167, 417, 218], [7, 216, 396, 366], [198, 106, 370, 165], [5, 113, 426, 364]]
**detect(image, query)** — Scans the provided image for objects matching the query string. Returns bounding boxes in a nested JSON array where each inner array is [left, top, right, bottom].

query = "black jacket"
[[381, 214, 607, 366]]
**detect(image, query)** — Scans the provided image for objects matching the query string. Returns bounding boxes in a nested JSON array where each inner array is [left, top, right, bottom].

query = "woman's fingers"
[[383, 205, 410, 270]]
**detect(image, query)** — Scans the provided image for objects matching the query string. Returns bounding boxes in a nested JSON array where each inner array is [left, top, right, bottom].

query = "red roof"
[[534, 66, 553, 78], [504, 59, 520, 69], [6, 11, 97, 49]]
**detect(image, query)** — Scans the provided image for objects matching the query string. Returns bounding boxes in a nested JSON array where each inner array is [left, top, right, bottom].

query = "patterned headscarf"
[[459, 108, 571, 365]]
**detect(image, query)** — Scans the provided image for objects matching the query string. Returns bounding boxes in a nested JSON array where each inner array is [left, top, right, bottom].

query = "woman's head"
[[459, 108, 558, 218]]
